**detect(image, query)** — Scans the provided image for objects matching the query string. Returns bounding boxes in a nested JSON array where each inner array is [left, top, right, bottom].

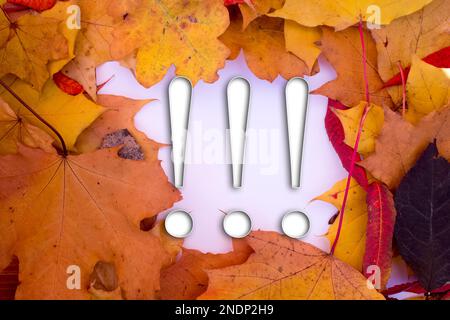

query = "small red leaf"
[[363, 182, 396, 290], [325, 99, 369, 190], [224, 0, 245, 5], [383, 281, 450, 296], [7, 0, 56, 11], [383, 46, 450, 88], [53, 72, 84, 96]]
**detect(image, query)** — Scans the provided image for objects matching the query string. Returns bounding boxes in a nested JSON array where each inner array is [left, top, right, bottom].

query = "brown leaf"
[[313, 27, 393, 108], [199, 231, 384, 300]]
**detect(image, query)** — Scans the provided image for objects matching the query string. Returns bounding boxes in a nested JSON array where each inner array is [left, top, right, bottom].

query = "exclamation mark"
[[227, 77, 251, 189], [285, 78, 309, 189], [169, 77, 192, 188]]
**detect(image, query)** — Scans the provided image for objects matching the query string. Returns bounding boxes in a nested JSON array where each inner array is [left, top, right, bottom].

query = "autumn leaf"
[[0, 97, 54, 154], [199, 231, 384, 300], [405, 56, 450, 124], [315, 178, 368, 271], [0, 0, 72, 90], [110, 0, 230, 88], [60, 0, 139, 99], [52, 72, 84, 96], [269, 0, 432, 31], [325, 99, 368, 189], [237, 0, 283, 29], [284, 20, 321, 73], [160, 239, 253, 300], [220, 15, 312, 82], [360, 106, 450, 189], [0, 143, 181, 299], [0, 256, 18, 300], [0, 77, 104, 151], [363, 182, 396, 290], [395, 142, 450, 292], [313, 27, 393, 108], [372, 0, 450, 105], [334, 101, 384, 156]]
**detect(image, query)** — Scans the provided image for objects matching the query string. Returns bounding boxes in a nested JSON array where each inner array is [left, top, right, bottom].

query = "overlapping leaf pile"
[[0, 0, 448, 300]]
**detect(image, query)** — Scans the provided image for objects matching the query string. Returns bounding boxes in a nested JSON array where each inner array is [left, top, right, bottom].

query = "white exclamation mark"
[[227, 77, 251, 189], [169, 77, 192, 188], [285, 78, 309, 189]]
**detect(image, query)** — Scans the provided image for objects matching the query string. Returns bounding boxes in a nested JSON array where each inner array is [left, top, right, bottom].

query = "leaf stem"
[[330, 18, 371, 255], [0, 79, 68, 156]]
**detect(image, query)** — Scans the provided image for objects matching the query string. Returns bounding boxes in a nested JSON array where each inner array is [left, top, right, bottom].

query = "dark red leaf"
[[0, 257, 19, 300], [383, 281, 450, 296], [383, 46, 450, 89], [363, 182, 396, 289], [7, 0, 56, 11], [224, 0, 246, 5], [53, 72, 84, 96], [325, 99, 369, 190]]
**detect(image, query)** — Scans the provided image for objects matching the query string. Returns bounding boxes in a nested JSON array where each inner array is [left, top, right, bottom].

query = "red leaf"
[[383, 281, 450, 296], [7, 0, 56, 11], [224, 0, 245, 5], [325, 99, 369, 190], [383, 46, 450, 88], [363, 182, 396, 289], [53, 72, 84, 96], [0, 257, 19, 300]]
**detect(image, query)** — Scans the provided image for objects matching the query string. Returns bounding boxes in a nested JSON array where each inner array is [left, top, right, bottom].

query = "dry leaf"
[[371, 0, 450, 105], [0, 97, 54, 154], [199, 231, 384, 300], [111, 0, 230, 88], [220, 16, 312, 82], [0, 77, 104, 151], [0, 144, 181, 299], [238, 0, 284, 29], [160, 240, 253, 300], [334, 102, 384, 156], [405, 56, 449, 124], [313, 27, 393, 108], [269, 0, 432, 31], [315, 178, 368, 271], [0, 0, 72, 90]]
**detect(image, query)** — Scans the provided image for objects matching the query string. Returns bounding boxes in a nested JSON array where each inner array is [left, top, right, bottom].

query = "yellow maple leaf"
[[269, 0, 432, 31], [220, 16, 312, 82], [111, 0, 230, 87], [405, 56, 450, 124], [199, 231, 384, 300], [334, 102, 384, 156], [372, 0, 450, 105], [0, 77, 104, 151], [284, 20, 321, 73], [315, 178, 368, 271], [0, 1, 73, 90], [0, 97, 54, 155], [238, 0, 284, 29]]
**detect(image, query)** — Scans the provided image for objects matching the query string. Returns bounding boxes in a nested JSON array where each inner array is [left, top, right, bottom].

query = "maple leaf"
[[334, 101, 384, 156], [313, 27, 393, 108], [0, 143, 181, 299], [0, 77, 104, 151], [325, 99, 369, 189], [110, 0, 230, 88], [61, 0, 139, 99], [160, 239, 253, 300], [269, 0, 432, 31], [0, 0, 72, 90], [405, 56, 450, 124], [363, 182, 396, 290], [237, 0, 283, 29], [0, 97, 54, 154], [360, 106, 450, 189], [220, 16, 313, 82], [284, 20, 321, 73], [315, 178, 368, 271], [371, 0, 450, 105], [199, 231, 384, 299], [395, 142, 450, 291]]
